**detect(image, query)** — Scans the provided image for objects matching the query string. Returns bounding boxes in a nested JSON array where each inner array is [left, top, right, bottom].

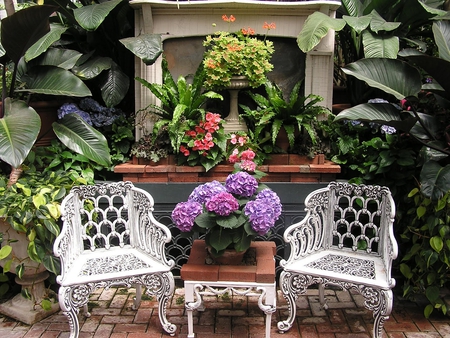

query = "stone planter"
[[0, 219, 59, 325]]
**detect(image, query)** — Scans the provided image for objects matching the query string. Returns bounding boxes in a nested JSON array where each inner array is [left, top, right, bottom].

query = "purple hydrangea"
[[171, 201, 202, 232], [188, 181, 227, 203], [256, 189, 282, 216], [225, 171, 258, 197], [205, 192, 239, 216], [244, 189, 282, 235]]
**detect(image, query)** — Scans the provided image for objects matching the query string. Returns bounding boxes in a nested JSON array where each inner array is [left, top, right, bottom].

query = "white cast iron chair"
[[278, 181, 398, 338], [54, 181, 176, 338]]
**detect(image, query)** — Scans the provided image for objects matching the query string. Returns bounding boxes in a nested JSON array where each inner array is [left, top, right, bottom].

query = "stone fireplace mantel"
[[130, 0, 340, 136]]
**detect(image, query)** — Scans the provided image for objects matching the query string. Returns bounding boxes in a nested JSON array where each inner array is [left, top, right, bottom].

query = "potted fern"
[[240, 79, 331, 157]]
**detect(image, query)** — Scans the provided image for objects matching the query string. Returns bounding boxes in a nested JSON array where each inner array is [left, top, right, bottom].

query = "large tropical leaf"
[[343, 15, 371, 34], [342, 58, 422, 99], [297, 12, 346, 53], [72, 56, 112, 80], [0, 98, 40, 168], [362, 31, 399, 58], [0, 5, 56, 64], [35, 48, 82, 70], [368, 10, 401, 33], [52, 114, 111, 167], [420, 161, 450, 201], [335, 103, 417, 132], [341, 0, 369, 17], [99, 63, 129, 108], [24, 23, 68, 62], [73, 0, 122, 31], [119, 34, 163, 65], [18, 66, 91, 97], [432, 21, 450, 62], [399, 52, 450, 98]]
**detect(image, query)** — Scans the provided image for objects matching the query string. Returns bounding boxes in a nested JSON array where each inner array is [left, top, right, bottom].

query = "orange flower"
[[241, 27, 255, 36], [263, 22, 276, 30], [222, 14, 235, 23]]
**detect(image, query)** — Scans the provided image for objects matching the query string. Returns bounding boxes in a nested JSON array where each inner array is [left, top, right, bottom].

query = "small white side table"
[[184, 281, 276, 338], [181, 240, 277, 338]]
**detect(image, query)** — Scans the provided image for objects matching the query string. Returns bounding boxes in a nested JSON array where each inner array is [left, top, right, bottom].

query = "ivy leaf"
[[0, 245, 12, 260], [430, 236, 444, 253]]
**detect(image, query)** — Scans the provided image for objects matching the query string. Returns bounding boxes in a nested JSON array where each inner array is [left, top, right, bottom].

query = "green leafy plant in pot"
[[240, 78, 331, 156]]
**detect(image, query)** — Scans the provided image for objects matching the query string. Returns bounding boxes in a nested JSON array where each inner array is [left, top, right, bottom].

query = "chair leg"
[[59, 285, 92, 338], [143, 272, 177, 336], [277, 271, 300, 333], [366, 288, 393, 338], [133, 284, 142, 310], [318, 283, 328, 310]]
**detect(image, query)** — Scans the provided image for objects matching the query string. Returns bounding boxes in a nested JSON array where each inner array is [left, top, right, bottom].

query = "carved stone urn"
[[223, 75, 249, 133], [0, 219, 59, 325]]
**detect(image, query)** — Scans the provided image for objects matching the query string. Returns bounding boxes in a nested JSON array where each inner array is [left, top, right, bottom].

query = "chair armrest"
[[281, 186, 329, 267], [281, 210, 326, 267], [131, 188, 175, 269], [53, 193, 83, 283]]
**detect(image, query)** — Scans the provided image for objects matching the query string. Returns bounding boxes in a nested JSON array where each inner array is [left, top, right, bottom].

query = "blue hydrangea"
[[57, 103, 93, 125], [381, 125, 397, 134]]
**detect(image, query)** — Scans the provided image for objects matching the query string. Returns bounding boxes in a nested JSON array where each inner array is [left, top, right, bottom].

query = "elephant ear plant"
[[0, 5, 110, 186], [0, 2, 163, 186]]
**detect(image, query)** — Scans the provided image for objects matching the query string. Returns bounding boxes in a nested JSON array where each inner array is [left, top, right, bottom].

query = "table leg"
[[185, 283, 204, 338], [257, 285, 277, 338]]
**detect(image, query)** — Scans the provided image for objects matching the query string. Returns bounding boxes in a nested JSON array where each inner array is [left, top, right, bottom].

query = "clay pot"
[[207, 246, 247, 265]]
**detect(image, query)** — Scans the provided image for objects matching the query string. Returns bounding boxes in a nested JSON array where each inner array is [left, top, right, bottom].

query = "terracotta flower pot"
[[207, 246, 247, 265]]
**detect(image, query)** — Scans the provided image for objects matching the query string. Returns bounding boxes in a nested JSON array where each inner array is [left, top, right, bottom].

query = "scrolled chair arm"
[[281, 187, 329, 267], [130, 189, 175, 269]]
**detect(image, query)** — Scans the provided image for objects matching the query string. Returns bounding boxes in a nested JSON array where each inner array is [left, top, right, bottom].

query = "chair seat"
[[283, 249, 391, 289], [59, 245, 170, 286]]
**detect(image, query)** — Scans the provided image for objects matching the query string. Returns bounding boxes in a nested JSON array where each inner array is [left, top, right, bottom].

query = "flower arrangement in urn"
[[171, 150, 282, 260], [203, 15, 276, 89]]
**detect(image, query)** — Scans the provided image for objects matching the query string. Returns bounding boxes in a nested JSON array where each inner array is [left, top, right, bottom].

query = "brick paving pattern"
[[1, 286, 449, 337]]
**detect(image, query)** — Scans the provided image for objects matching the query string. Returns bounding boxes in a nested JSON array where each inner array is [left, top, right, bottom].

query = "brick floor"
[[0, 287, 449, 338]]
